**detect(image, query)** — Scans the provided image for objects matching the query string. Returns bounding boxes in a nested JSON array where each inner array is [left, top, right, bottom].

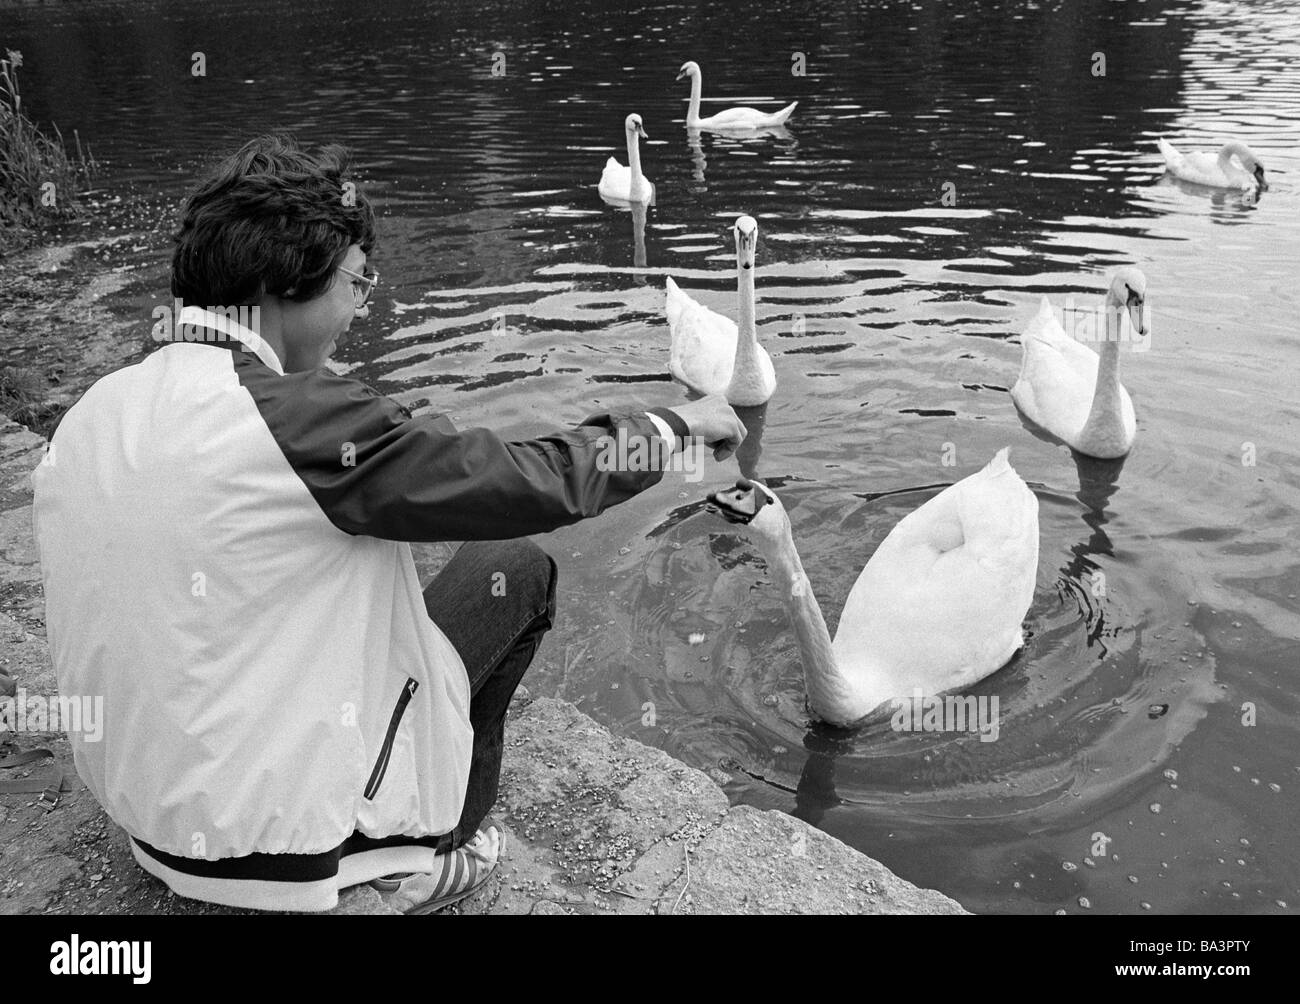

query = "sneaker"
[[371, 824, 503, 915]]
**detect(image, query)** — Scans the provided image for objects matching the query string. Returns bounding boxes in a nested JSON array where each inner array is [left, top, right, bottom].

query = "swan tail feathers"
[[1157, 138, 1181, 170], [598, 158, 628, 196], [1021, 296, 1059, 349], [664, 277, 688, 328], [955, 450, 1040, 578], [772, 101, 798, 124]]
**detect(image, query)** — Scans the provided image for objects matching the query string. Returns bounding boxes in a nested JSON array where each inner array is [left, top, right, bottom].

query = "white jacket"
[[31, 308, 684, 910]]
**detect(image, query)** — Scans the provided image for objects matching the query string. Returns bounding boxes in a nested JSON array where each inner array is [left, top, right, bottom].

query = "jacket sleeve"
[[233, 355, 687, 541]]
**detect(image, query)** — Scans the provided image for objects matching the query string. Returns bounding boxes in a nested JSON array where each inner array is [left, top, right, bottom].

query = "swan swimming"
[[1011, 268, 1148, 460], [665, 215, 777, 406], [598, 113, 654, 203], [676, 61, 797, 130], [1157, 138, 1267, 193], [708, 450, 1040, 727]]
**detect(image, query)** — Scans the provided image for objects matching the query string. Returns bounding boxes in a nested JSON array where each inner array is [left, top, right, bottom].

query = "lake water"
[[4, 0, 1298, 913]]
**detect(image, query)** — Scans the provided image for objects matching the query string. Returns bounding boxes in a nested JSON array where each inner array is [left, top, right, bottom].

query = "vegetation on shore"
[[0, 364, 54, 430], [0, 49, 96, 253]]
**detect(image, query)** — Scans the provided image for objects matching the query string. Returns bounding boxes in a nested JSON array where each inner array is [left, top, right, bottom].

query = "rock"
[[655, 805, 967, 915]]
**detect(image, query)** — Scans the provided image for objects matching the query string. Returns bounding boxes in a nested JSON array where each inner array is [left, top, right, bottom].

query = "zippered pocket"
[[364, 677, 419, 801]]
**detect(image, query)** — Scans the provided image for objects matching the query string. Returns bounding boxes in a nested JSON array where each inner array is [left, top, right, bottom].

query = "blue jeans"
[[421, 538, 556, 852]]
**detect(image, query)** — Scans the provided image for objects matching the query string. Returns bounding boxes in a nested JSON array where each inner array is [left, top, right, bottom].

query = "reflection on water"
[[731, 403, 770, 481], [5, 0, 1299, 913]]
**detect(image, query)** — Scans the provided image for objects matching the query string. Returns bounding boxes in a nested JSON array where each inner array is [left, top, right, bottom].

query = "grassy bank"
[[0, 363, 55, 430], [0, 49, 96, 254]]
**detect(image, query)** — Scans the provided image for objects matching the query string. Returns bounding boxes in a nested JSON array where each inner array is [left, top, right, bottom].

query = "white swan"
[[709, 450, 1040, 726], [677, 61, 797, 130], [598, 113, 654, 203], [1157, 138, 1267, 193], [1011, 268, 1147, 460], [665, 215, 776, 406]]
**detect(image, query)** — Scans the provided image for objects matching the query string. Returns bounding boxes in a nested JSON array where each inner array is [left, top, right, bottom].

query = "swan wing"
[[1159, 138, 1221, 185], [1178, 150, 1228, 186], [598, 157, 631, 200], [698, 104, 795, 130], [940, 449, 1040, 683], [832, 450, 1039, 703], [952, 449, 1041, 586], [664, 278, 737, 396], [1011, 296, 1100, 441]]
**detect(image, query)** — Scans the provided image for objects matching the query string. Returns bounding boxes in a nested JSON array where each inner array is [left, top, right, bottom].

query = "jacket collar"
[[176, 305, 285, 375]]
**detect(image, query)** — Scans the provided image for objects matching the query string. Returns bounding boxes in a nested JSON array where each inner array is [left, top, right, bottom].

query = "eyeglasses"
[[337, 265, 379, 309]]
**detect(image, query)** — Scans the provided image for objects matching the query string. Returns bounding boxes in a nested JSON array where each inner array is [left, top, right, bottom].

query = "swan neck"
[[1097, 295, 1124, 383], [736, 258, 757, 347], [627, 130, 643, 198], [1219, 141, 1250, 167], [757, 531, 856, 725], [1085, 315, 1124, 423], [688, 72, 702, 123]]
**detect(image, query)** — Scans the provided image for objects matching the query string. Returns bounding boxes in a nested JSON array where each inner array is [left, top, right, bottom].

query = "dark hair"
[[170, 134, 376, 307]]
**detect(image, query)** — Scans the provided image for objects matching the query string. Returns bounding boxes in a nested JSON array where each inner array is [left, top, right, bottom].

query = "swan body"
[[599, 113, 654, 203], [1011, 269, 1147, 459], [665, 215, 776, 405], [1157, 138, 1267, 192], [677, 61, 797, 131], [713, 449, 1040, 726]]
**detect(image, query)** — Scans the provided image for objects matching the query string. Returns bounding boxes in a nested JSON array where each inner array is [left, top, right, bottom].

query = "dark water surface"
[[4, 0, 1298, 913]]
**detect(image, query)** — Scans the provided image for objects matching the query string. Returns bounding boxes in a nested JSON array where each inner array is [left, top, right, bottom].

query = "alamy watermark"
[[891, 688, 1000, 742], [1058, 297, 1151, 352], [151, 300, 260, 342], [0, 688, 104, 741], [594, 429, 706, 482], [50, 936, 151, 983]]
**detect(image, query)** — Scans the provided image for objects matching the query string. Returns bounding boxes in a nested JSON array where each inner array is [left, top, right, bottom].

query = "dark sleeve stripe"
[[646, 407, 691, 451], [230, 354, 668, 542]]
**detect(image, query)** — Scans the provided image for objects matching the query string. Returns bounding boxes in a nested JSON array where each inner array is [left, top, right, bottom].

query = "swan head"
[[624, 113, 649, 140], [734, 215, 759, 270], [1106, 266, 1149, 338], [1252, 159, 1268, 191], [707, 478, 790, 551], [676, 61, 701, 82], [1225, 142, 1268, 191]]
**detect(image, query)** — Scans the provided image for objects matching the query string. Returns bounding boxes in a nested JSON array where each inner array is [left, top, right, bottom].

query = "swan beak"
[[706, 479, 772, 525], [1254, 164, 1268, 191], [1128, 301, 1148, 338], [675, 68, 688, 81]]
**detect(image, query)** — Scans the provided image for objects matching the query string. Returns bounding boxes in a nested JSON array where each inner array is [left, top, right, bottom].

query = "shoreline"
[[0, 235, 967, 915]]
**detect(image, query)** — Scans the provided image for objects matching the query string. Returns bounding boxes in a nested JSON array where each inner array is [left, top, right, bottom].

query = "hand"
[[671, 394, 747, 461]]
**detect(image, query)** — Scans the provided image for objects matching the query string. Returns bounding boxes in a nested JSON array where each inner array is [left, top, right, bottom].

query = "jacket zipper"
[[363, 677, 419, 801]]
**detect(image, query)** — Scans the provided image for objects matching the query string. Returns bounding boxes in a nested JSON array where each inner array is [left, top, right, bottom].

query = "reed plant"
[[0, 49, 96, 239], [0, 364, 51, 428]]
